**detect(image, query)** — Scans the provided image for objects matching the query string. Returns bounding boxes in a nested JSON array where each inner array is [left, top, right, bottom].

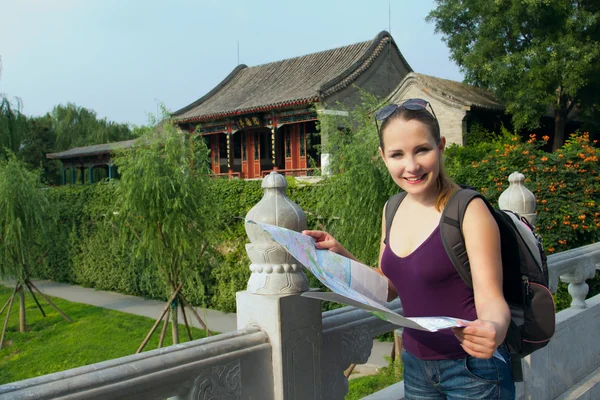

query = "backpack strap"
[[383, 192, 407, 245], [440, 188, 490, 289]]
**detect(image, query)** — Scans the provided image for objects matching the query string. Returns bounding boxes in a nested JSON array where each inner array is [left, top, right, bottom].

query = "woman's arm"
[[302, 205, 398, 302], [453, 197, 511, 359], [301, 230, 358, 261]]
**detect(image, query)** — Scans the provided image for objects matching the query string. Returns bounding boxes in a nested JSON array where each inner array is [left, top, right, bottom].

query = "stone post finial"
[[244, 171, 309, 294], [498, 171, 537, 226]]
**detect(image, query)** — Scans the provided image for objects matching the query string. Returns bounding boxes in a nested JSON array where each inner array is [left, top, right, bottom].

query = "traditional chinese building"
[[387, 72, 504, 145], [46, 139, 136, 184], [172, 31, 412, 179]]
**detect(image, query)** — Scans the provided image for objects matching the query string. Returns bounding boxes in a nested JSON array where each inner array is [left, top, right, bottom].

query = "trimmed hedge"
[[36, 178, 326, 313]]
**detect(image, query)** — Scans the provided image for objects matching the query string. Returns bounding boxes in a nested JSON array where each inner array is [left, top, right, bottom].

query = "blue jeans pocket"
[[465, 356, 499, 383]]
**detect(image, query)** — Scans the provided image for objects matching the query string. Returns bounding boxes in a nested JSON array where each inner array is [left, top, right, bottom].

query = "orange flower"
[[542, 135, 550, 141], [540, 156, 548, 162], [547, 247, 555, 253], [578, 215, 586, 221], [572, 224, 579, 229], [558, 239, 567, 245], [522, 150, 530, 155]]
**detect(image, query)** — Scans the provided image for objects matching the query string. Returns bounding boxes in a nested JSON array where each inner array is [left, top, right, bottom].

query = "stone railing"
[[0, 328, 273, 399], [1, 171, 599, 400]]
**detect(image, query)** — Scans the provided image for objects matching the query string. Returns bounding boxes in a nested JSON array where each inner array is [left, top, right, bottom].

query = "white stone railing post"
[[498, 171, 537, 226], [237, 171, 322, 400]]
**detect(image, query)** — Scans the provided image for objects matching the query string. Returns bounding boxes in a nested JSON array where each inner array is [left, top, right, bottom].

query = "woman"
[[304, 99, 515, 399]]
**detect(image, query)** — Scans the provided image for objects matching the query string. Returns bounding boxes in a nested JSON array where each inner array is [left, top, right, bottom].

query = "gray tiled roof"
[[173, 31, 411, 123], [390, 72, 503, 110], [46, 139, 137, 160]]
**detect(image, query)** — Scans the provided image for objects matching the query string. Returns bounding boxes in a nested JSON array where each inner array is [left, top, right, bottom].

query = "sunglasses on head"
[[375, 98, 438, 134]]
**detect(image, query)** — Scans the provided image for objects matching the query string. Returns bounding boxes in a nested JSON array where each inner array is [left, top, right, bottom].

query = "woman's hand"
[[302, 230, 355, 260], [452, 319, 500, 359]]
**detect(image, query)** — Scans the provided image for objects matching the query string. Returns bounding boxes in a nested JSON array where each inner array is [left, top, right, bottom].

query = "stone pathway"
[[0, 279, 393, 377]]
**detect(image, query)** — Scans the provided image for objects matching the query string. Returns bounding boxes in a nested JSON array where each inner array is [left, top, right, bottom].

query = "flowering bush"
[[445, 131, 600, 254]]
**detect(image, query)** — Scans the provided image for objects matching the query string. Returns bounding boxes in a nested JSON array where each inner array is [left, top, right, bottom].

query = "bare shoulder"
[[462, 197, 499, 239]]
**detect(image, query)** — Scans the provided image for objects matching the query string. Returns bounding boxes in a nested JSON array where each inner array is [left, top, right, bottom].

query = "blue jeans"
[[401, 343, 515, 399]]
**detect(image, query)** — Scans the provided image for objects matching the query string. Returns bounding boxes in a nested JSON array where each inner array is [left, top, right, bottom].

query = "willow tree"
[[317, 94, 397, 267], [0, 57, 28, 159], [0, 154, 71, 349], [113, 121, 219, 350]]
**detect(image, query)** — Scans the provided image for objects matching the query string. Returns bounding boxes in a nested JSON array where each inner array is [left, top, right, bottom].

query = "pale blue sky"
[[0, 0, 463, 126]]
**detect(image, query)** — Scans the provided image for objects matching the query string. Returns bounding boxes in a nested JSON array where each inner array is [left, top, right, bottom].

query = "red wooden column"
[[299, 122, 307, 171], [284, 125, 293, 170], [210, 134, 220, 174]]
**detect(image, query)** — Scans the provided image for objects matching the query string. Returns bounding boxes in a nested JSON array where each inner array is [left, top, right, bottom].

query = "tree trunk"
[[552, 103, 568, 151], [171, 297, 179, 345], [18, 286, 26, 333]]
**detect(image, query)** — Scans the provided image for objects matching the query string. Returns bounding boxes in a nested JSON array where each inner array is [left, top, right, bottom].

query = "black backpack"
[[384, 188, 555, 381]]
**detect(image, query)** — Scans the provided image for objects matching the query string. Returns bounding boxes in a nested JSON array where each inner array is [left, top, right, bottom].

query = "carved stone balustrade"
[[547, 242, 600, 308], [321, 299, 403, 399]]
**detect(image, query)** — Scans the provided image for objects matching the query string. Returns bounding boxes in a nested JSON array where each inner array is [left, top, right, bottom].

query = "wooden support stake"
[[25, 280, 46, 317], [158, 307, 171, 349], [393, 331, 402, 364], [137, 283, 183, 354], [180, 295, 211, 336], [0, 291, 16, 350], [0, 284, 20, 318], [344, 364, 357, 378], [28, 281, 72, 323], [179, 297, 193, 341], [18, 286, 26, 333]]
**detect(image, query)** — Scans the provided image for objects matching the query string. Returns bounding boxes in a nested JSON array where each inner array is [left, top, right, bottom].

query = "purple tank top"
[[381, 225, 477, 360]]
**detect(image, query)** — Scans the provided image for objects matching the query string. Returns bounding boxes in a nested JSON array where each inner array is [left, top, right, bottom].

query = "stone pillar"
[[498, 171, 537, 226], [237, 171, 322, 400]]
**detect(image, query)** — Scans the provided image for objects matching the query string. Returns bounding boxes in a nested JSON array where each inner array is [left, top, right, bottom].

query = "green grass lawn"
[[346, 359, 404, 400], [0, 285, 210, 384]]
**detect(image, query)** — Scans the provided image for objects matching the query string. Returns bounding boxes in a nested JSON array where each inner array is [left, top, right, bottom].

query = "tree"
[[0, 154, 71, 348], [428, 0, 600, 150], [19, 114, 62, 185], [0, 57, 28, 158], [113, 121, 219, 350], [51, 103, 134, 151]]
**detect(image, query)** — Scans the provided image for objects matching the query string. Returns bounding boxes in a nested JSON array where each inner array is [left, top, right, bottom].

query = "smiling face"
[[379, 116, 446, 202]]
